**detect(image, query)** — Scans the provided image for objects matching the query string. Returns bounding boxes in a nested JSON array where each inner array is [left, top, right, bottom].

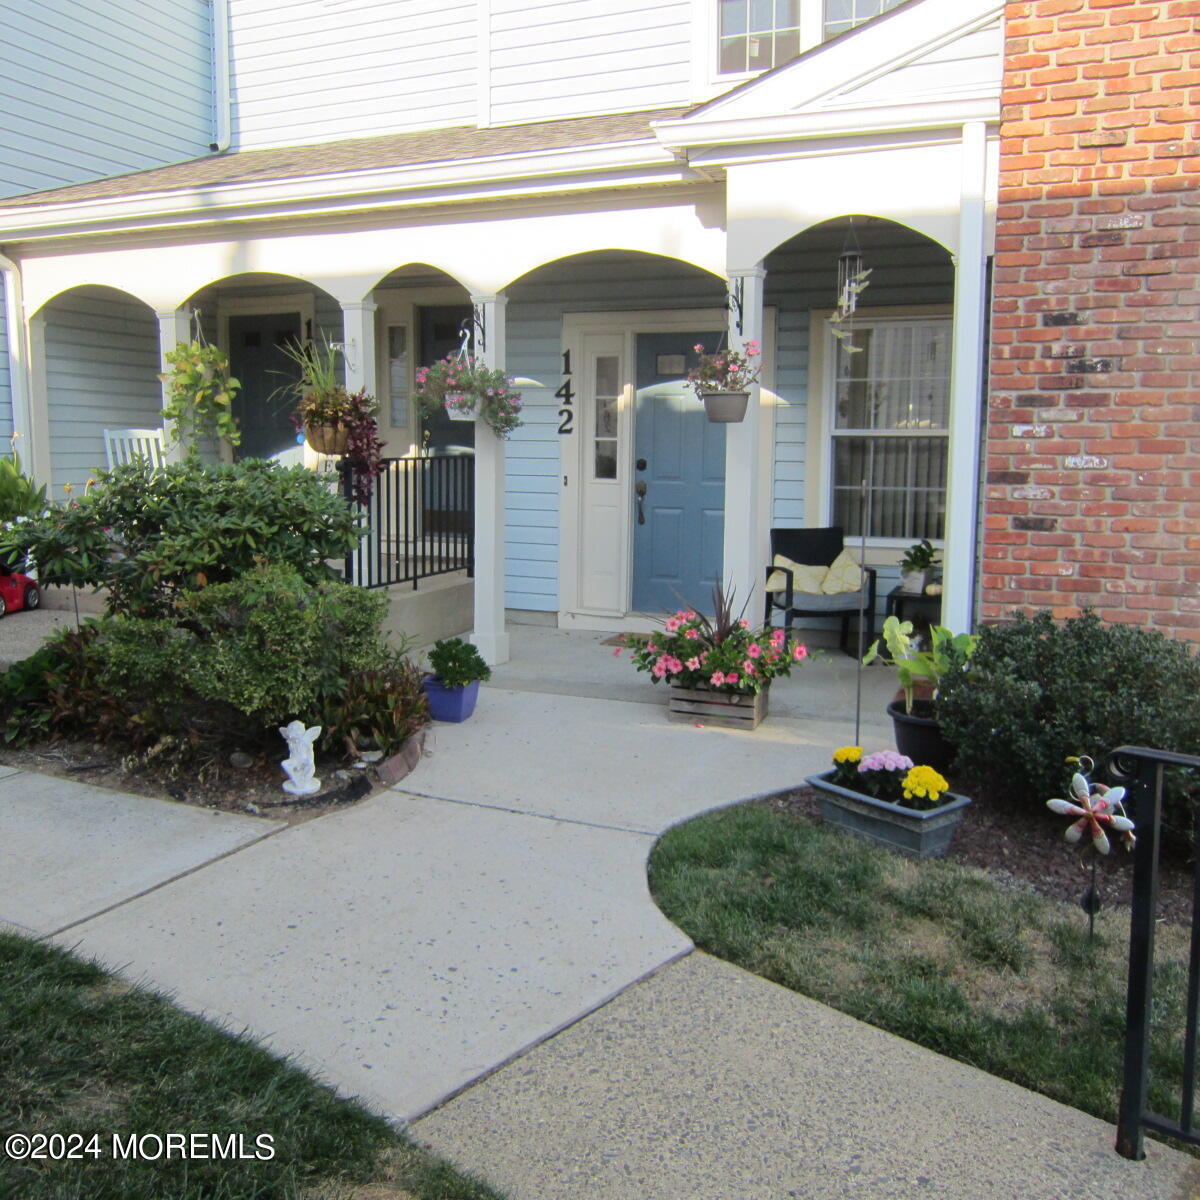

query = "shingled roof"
[[0, 108, 686, 210]]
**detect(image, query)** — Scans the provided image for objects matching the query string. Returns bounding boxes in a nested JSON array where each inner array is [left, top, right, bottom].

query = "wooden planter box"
[[668, 683, 768, 731], [805, 769, 971, 859]]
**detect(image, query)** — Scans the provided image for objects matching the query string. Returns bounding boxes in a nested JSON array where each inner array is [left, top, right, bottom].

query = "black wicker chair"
[[762, 526, 876, 657]]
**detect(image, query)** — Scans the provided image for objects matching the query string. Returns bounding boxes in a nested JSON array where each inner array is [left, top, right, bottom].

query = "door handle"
[[634, 480, 647, 525]]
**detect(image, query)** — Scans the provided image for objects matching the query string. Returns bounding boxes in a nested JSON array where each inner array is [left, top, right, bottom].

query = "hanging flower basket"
[[699, 389, 750, 424], [687, 340, 760, 423], [444, 394, 477, 422], [304, 422, 350, 455], [414, 352, 523, 438]]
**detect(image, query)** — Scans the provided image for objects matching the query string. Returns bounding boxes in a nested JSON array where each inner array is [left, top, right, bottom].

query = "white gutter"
[[0, 252, 33, 470], [210, 0, 232, 153]]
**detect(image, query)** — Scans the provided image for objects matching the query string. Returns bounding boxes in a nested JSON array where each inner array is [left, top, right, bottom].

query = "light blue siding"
[[504, 252, 725, 611], [0, 289, 12, 443], [0, 0, 213, 199], [44, 287, 161, 490]]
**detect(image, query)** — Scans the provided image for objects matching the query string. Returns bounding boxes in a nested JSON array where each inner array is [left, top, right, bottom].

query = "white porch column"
[[0, 255, 39, 484], [340, 301, 378, 396], [942, 121, 989, 634], [722, 265, 768, 622], [156, 309, 192, 464], [469, 293, 510, 666]]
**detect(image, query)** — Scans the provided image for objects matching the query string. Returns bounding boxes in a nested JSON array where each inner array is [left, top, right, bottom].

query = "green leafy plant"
[[900, 539, 940, 573], [426, 637, 491, 689], [1, 458, 363, 618], [0, 437, 46, 527], [321, 656, 430, 757], [159, 340, 241, 453], [413, 354, 523, 438], [0, 644, 57, 745], [937, 610, 1200, 841], [861, 615, 976, 713]]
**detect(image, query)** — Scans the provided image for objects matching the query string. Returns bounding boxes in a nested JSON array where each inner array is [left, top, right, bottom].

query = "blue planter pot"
[[423, 677, 480, 722], [805, 769, 971, 859]]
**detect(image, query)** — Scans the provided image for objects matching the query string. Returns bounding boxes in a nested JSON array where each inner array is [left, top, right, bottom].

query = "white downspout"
[[0, 251, 34, 472], [209, 0, 232, 152]]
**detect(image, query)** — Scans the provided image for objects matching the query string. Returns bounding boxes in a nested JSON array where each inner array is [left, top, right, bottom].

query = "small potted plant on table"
[[899, 538, 940, 594], [685, 339, 761, 423], [807, 745, 972, 859], [423, 636, 491, 722]]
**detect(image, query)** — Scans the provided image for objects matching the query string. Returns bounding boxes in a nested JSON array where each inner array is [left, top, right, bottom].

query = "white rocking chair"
[[103, 427, 166, 470]]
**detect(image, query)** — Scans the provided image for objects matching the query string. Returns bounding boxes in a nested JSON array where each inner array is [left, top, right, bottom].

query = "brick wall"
[[984, 0, 1200, 640]]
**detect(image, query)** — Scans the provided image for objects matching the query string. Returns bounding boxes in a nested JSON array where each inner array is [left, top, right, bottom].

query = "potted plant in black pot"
[[423, 636, 491, 722], [862, 615, 976, 773]]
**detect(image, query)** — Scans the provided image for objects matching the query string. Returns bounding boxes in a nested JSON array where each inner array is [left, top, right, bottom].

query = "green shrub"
[[938, 610, 1200, 837], [177, 564, 388, 725], [1, 458, 363, 617], [0, 442, 46, 527], [0, 566, 413, 766], [426, 637, 491, 689]]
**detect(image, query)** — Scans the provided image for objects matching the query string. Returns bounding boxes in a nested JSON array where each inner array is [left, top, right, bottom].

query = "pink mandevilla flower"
[[793, 643, 808, 662], [665, 617, 681, 633], [747, 643, 762, 658], [686, 656, 701, 670], [684, 628, 700, 640], [738, 619, 750, 629], [710, 671, 726, 686], [726, 672, 739, 685]]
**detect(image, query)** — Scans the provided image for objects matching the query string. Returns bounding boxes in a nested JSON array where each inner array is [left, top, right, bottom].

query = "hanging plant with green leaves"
[[159, 341, 242, 454]]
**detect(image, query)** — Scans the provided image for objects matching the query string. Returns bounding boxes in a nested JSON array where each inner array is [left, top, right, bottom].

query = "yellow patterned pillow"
[[766, 554, 827, 594], [821, 548, 865, 594]]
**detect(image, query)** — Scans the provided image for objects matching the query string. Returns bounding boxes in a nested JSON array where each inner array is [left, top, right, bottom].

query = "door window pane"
[[593, 355, 620, 480]]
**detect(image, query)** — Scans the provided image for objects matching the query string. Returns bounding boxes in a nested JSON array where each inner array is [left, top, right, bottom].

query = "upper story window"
[[718, 0, 802, 74], [824, 0, 906, 40]]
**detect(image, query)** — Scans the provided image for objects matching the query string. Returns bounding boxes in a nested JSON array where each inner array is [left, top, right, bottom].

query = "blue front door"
[[632, 333, 725, 615]]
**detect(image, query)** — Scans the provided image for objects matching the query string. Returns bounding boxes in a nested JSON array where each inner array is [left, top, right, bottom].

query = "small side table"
[[884, 586, 941, 631]]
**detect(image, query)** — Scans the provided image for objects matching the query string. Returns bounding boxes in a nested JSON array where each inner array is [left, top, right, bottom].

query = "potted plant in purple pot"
[[423, 637, 491, 722]]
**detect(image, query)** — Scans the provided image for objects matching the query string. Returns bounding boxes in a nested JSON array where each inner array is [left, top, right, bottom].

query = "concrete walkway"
[[3, 627, 1196, 1198]]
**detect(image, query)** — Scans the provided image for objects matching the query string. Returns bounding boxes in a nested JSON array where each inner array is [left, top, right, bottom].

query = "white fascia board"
[[0, 139, 689, 243], [661, 96, 1000, 158], [677, 0, 1004, 124]]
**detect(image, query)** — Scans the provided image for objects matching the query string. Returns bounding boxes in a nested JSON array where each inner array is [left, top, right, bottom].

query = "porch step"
[[381, 571, 474, 650]]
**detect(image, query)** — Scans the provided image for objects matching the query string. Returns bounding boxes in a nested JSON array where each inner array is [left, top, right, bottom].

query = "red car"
[[0, 564, 40, 617]]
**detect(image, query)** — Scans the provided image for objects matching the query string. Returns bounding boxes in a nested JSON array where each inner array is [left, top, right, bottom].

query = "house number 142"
[[557, 349, 574, 435]]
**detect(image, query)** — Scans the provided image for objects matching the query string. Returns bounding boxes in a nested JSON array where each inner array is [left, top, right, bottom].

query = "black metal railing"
[[1113, 744, 1200, 1159], [341, 454, 474, 589]]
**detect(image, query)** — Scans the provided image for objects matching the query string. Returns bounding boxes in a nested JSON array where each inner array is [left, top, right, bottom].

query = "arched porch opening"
[[763, 215, 955, 606], [365, 263, 473, 458], [32, 285, 160, 492], [502, 250, 729, 621], [181, 272, 345, 465]]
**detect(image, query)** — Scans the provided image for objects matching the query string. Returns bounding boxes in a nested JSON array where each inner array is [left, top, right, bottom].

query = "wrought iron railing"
[[340, 454, 474, 589], [1113, 744, 1200, 1159]]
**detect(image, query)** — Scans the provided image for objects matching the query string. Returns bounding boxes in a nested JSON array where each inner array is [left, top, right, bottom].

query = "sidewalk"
[[2, 627, 1195, 1198]]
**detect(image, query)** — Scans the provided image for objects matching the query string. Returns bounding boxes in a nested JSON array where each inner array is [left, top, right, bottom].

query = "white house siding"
[[43, 288, 161, 490], [503, 252, 725, 611], [227, 0, 476, 150], [489, 0, 692, 127], [0, 0, 214, 199]]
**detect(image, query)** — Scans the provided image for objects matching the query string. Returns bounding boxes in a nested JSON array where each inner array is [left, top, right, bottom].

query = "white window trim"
[[806, 304, 952, 563]]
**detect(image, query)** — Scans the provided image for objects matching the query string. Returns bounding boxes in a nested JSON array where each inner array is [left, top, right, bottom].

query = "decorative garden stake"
[[1045, 755, 1136, 938], [280, 720, 322, 796]]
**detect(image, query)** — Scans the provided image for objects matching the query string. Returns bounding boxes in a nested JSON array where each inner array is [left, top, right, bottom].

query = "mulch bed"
[[768, 786, 1194, 927]]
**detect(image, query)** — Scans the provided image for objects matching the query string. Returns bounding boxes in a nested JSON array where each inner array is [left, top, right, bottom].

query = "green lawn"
[[649, 803, 1189, 1128], [0, 932, 504, 1200]]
